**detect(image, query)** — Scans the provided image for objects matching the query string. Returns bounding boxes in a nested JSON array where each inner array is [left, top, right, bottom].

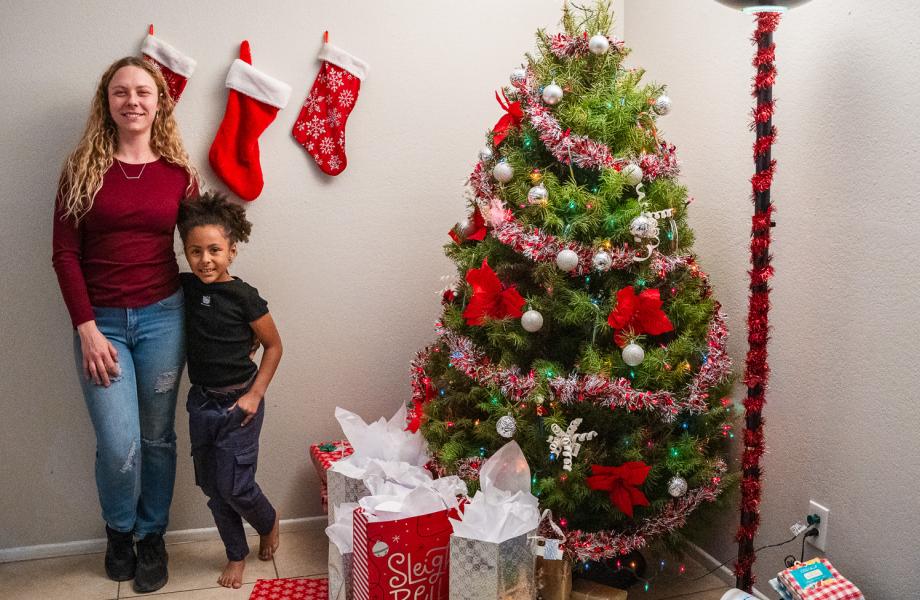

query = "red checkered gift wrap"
[[777, 558, 864, 600], [309, 440, 353, 512], [352, 505, 459, 600], [250, 577, 328, 599]]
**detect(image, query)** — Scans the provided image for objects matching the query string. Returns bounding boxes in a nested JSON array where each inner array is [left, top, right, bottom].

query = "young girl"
[[177, 192, 282, 589]]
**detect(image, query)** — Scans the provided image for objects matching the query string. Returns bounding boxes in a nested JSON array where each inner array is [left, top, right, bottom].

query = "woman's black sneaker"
[[104, 525, 136, 582], [133, 533, 168, 593]]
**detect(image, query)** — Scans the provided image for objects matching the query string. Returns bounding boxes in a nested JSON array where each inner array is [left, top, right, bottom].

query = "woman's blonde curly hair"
[[57, 56, 200, 223]]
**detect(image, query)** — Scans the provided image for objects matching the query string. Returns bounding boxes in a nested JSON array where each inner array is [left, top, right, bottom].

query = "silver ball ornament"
[[668, 476, 688, 497], [588, 34, 610, 55], [478, 146, 494, 163], [459, 217, 474, 237], [492, 161, 514, 183], [510, 68, 527, 85], [542, 82, 564, 106], [629, 214, 658, 239], [521, 310, 544, 333], [555, 249, 579, 272], [496, 415, 517, 438], [653, 95, 672, 115], [592, 250, 612, 271], [527, 184, 549, 204], [622, 163, 644, 186], [621, 342, 645, 367]]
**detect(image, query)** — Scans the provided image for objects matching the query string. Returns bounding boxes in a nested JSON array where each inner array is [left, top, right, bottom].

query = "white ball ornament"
[[629, 214, 658, 239], [492, 161, 514, 183], [510, 67, 527, 85], [527, 184, 549, 205], [478, 146, 494, 163], [496, 415, 517, 438], [592, 250, 612, 271], [589, 34, 610, 55], [542, 82, 564, 106], [459, 217, 474, 237], [555, 249, 579, 272], [521, 310, 544, 333], [621, 342, 645, 367], [668, 476, 689, 498], [653, 95, 672, 115], [622, 163, 644, 186]]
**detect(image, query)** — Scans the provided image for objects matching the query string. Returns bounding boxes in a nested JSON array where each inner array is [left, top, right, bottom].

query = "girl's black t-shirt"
[[180, 273, 268, 387]]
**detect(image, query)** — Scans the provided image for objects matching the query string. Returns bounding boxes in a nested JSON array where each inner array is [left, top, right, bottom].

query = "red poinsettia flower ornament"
[[607, 286, 674, 347], [462, 259, 526, 326], [585, 461, 652, 518], [491, 89, 524, 146]]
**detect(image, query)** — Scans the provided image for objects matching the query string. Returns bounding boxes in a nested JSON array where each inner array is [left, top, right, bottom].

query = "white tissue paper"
[[332, 404, 429, 468], [449, 441, 541, 543], [358, 473, 468, 522], [325, 502, 358, 555]]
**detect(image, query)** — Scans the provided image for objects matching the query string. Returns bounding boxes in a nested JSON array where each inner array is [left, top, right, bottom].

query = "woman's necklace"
[[115, 159, 149, 180]]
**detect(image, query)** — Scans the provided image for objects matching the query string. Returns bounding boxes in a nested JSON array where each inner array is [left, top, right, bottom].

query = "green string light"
[[491, 396, 499, 405]]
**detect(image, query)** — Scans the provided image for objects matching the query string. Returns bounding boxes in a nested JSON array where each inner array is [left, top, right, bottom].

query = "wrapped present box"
[[570, 579, 627, 600], [777, 558, 863, 600], [309, 440, 353, 513], [250, 577, 328, 599]]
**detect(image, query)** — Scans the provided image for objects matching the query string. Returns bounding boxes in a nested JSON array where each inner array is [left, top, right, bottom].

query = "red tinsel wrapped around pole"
[[735, 11, 781, 591]]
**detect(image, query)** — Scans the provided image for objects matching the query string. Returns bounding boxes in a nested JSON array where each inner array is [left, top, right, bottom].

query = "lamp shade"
[[714, 0, 811, 12]]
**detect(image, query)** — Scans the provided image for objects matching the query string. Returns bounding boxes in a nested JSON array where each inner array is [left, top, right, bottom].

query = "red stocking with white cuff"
[[292, 36, 368, 176], [141, 24, 196, 102], [209, 41, 291, 201]]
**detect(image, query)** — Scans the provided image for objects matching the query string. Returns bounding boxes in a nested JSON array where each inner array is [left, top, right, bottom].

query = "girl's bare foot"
[[258, 514, 280, 560], [218, 560, 245, 589]]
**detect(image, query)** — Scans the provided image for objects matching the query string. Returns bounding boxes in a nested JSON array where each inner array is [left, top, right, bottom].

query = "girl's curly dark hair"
[[178, 191, 252, 245]]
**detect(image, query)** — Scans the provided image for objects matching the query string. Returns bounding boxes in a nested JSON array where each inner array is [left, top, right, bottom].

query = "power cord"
[[688, 526, 818, 581]]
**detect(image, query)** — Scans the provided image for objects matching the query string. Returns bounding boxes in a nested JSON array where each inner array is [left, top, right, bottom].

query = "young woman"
[[52, 56, 198, 594]]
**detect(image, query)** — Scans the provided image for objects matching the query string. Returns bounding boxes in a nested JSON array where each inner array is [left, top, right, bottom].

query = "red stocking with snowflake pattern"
[[141, 25, 196, 102], [292, 37, 368, 176]]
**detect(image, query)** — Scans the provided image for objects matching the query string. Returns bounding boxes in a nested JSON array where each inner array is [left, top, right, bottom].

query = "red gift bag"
[[352, 506, 455, 600]]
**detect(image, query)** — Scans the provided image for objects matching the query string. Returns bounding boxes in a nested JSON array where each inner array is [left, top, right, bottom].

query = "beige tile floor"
[[0, 521, 731, 600]]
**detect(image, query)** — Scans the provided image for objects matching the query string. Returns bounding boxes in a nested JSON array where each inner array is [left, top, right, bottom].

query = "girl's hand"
[[230, 392, 262, 427], [76, 321, 120, 386]]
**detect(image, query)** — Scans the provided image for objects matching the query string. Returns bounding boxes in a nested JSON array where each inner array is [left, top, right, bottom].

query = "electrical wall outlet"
[[807, 500, 830, 551]]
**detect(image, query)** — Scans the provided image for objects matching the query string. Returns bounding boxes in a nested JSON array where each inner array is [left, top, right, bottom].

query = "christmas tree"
[[410, 2, 735, 564]]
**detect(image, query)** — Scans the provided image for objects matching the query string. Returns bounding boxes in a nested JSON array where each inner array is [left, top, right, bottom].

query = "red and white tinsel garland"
[[546, 32, 626, 59], [566, 461, 727, 561], [409, 310, 731, 423]]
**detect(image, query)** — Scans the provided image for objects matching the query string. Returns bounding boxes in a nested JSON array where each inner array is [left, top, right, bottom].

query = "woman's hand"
[[76, 321, 120, 386]]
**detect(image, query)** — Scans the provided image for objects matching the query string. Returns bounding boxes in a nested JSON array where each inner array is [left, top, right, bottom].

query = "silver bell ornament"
[[510, 67, 527, 85], [527, 184, 549, 205], [555, 249, 579, 272], [622, 163, 644, 186], [592, 250, 612, 271], [588, 34, 610, 55], [653, 95, 672, 115], [668, 476, 689, 497], [478, 146, 494, 163], [496, 414, 517, 438], [542, 82, 564, 106], [621, 342, 645, 367], [629, 214, 659, 240], [492, 161, 514, 183], [521, 310, 544, 333]]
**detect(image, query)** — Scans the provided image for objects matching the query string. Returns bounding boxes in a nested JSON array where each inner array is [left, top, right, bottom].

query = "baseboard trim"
[[0, 515, 326, 564], [687, 542, 770, 600]]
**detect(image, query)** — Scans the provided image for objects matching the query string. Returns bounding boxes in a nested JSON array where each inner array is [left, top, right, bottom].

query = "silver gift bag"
[[449, 531, 537, 600], [328, 546, 354, 600], [327, 469, 368, 600], [327, 469, 369, 524]]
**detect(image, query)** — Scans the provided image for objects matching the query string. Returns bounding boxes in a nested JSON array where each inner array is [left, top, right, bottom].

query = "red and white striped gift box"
[[778, 558, 864, 600]]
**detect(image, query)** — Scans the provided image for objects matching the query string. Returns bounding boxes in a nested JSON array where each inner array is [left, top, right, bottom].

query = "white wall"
[[0, 0, 624, 550], [625, 0, 920, 596]]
